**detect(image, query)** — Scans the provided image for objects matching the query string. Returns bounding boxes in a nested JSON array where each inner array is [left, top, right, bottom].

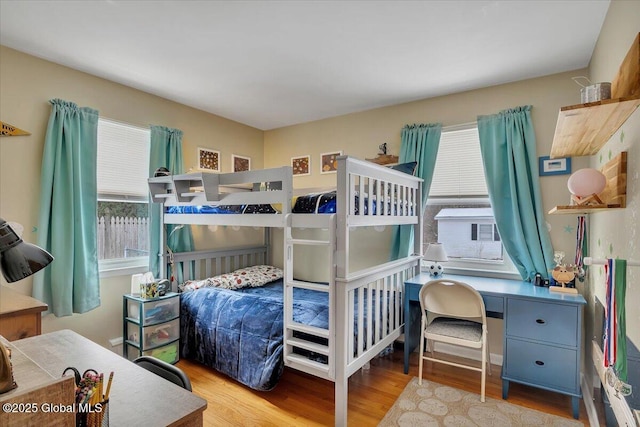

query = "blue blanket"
[[179, 279, 329, 391]]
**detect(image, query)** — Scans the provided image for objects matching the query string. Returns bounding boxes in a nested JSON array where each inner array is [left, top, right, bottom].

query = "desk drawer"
[[482, 295, 503, 315], [506, 299, 578, 347], [505, 338, 578, 394]]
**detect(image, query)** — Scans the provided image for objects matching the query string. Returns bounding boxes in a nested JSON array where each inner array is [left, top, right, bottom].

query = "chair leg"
[[480, 335, 486, 402], [418, 316, 426, 385], [486, 333, 492, 376]]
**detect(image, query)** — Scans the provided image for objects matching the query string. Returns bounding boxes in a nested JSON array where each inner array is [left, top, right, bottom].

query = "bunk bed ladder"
[[283, 214, 337, 382]]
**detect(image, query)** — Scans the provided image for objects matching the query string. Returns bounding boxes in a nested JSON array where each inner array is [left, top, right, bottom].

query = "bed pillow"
[[389, 161, 418, 175], [180, 265, 283, 292]]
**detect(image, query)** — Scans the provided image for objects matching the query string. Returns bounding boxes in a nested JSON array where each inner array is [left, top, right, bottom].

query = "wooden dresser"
[[0, 286, 47, 341]]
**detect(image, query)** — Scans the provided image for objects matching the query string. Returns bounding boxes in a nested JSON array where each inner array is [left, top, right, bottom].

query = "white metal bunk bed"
[[148, 156, 423, 426]]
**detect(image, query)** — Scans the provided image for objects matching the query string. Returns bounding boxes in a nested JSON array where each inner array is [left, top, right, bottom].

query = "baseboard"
[[432, 342, 503, 366]]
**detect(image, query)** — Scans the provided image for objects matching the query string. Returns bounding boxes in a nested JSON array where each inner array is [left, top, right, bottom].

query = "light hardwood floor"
[[177, 346, 590, 426]]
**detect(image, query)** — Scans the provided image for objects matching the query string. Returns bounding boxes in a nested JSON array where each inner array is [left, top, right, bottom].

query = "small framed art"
[[320, 151, 342, 174], [232, 154, 251, 172], [291, 155, 311, 176], [198, 147, 220, 172], [539, 156, 571, 176]]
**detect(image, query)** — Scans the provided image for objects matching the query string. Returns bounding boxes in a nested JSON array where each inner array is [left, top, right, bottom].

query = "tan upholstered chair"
[[417, 279, 491, 401]]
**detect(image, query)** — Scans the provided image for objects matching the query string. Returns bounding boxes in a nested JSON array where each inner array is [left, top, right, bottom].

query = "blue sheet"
[[179, 279, 329, 391]]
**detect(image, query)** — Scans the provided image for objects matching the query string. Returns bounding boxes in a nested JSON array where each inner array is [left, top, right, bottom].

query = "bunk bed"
[[148, 156, 423, 426]]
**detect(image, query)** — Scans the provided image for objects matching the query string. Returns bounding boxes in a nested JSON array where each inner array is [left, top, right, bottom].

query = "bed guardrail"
[[148, 166, 293, 210]]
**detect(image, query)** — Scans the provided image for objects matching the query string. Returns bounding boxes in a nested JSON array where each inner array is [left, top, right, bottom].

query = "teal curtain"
[[477, 106, 554, 280], [390, 123, 442, 259], [148, 125, 194, 279], [32, 99, 100, 316]]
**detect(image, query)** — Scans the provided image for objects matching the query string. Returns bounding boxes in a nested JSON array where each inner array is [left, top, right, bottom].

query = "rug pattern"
[[378, 377, 583, 427]]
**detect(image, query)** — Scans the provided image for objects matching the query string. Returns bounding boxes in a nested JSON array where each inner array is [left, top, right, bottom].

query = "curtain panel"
[[33, 99, 100, 316], [148, 125, 194, 280], [391, 123, 441, 259], [477, 105, 554, 281]]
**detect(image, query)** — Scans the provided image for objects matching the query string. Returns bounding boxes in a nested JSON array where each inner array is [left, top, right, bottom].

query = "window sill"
[[99, 258, 148, 279], [442, 267, 522, 281]]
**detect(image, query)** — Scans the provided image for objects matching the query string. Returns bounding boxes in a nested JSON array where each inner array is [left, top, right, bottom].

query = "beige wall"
[[584, 0, 640, 394], [0, 45, 264, 349], [265, 69, 591, 257]]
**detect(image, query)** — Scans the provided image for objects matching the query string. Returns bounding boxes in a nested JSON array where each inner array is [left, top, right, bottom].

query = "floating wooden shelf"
[[550, 96, 640, 159], [549, 152, 627, 215], [548, 204, 623, 215], [366, 154, 398, 165]]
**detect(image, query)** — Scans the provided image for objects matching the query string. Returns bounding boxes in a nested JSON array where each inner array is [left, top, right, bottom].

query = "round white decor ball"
[[567, 168, 606, 197]]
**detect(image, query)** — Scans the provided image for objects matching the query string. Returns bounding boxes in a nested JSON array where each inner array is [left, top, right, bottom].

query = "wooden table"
[[0, 286, 47, 340], [7, 329, 207, 427]]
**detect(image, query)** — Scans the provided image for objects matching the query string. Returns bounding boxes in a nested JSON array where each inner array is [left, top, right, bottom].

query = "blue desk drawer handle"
[[536, 318, 546, 324], [535, 360, 545, 366]]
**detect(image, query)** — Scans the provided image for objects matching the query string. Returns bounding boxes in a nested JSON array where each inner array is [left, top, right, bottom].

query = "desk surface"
[[10, 329, 207, 427], [0, 286, 48, 316], [405, 273, 587, 305]]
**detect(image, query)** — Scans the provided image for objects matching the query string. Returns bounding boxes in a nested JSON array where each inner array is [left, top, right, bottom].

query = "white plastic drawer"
[[506, 299, 578, 347], [127, 318, 180, 348], [143, 342, 179, 365], [127, 295, 179, 325]]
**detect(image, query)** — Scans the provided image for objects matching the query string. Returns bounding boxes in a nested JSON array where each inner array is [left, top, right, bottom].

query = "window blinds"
[[429, 125, 488, 197], [96, 118, 150, 201]]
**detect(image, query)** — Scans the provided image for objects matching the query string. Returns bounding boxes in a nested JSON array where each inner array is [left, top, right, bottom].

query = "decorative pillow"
[[389, 161, 418, 175], [180, 265, 283, 292]]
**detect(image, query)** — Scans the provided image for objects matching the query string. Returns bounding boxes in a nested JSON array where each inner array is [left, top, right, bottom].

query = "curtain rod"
[[584, 257, 640, 267]]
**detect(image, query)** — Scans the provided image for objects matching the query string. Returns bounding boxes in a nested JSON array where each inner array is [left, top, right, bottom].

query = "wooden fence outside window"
[[97, 216, 149, 260]]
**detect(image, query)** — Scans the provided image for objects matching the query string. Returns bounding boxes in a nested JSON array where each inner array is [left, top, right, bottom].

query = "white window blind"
[[97, 118, 150, 201], [429, 125, 487, 197]]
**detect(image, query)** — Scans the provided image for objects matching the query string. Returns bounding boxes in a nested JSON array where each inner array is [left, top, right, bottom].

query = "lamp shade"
[[0, 218, 53, 283], [424, 243, 448, 262]]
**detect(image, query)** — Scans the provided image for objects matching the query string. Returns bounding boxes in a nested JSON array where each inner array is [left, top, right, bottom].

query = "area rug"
[[378, 377, 583, 427]]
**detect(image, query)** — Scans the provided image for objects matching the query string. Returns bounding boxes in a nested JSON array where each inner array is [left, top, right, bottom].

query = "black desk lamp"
[[0, 217, 54, 393]]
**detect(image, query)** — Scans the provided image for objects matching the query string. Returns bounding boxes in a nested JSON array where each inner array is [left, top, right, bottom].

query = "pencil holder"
[[76, 399, 108, 427]]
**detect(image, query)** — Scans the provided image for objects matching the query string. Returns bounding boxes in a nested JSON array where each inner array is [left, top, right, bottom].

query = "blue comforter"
[[179, 279, 329, 391]]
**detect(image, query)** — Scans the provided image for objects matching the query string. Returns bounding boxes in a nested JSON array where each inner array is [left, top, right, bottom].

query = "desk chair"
[[417, 279, 491, 402], [133, 356, 192, 391]]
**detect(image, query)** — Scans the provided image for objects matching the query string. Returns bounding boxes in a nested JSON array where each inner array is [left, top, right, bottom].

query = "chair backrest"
[[133, 356, 192, 391], [419, 279, 486, 324]]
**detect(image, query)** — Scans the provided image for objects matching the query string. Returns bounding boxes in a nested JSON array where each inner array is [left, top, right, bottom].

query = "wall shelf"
[[548, 204, 624, 215], [550, 95, 640, 159], [549, 152, 627, 215]]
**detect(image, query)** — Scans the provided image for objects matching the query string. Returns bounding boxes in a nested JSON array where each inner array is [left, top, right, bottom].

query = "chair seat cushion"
[[425, 317, 482, 342]]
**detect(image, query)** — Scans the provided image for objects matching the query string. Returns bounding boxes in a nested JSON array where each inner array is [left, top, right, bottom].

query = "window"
[[424, 124, 518, 277], [471, 224, 500, 242], [96, 118, 150, 276]]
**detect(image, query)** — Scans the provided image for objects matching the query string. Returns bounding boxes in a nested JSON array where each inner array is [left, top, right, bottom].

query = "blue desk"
[[404, 273, 587, 419]]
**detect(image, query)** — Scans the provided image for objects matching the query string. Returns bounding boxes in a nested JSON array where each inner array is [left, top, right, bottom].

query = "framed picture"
[[291, 155, 311, 176], [320, 151, 342, 174], [539, 156, 571, 176], [232, 154, 251, 172], [197, 147, 220, 172]]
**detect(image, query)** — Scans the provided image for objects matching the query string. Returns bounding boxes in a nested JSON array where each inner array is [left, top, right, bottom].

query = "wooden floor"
[[178, 346, 590, 426]]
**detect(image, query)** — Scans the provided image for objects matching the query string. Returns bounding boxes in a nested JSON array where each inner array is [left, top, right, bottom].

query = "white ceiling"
[[0, 1, 610, 130]]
